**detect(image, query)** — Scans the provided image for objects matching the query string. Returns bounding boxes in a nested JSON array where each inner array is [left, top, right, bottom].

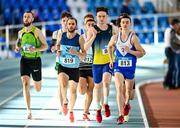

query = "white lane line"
[[0, 74, 18, 85], [136, 78, 163, 128], [0, 89, 22, 106]]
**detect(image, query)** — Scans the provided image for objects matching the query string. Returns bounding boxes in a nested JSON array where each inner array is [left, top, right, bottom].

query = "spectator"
[[120, 0, 131, 15], [163, 18, 180, 89]]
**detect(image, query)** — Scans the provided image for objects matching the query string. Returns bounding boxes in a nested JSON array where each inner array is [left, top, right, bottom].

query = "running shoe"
[[117, 115, 124, 124], [96, 109, 102, 123], [104, 104, 111, 117], [63, 103, 68, 116], [27, 113, 32, 120], [123, 104, 131, 116], [83, 113, 90, 121], [69, 112, 74, 122]]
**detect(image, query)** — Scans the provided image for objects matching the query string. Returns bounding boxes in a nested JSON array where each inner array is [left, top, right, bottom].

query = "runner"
[[84, 7, 117, 123], [50, 11, 72, 115], [108, 13, 145, 124], [55, 17, 86, 122], [15, 11, 48, 119], [78, 13, 95, 121]]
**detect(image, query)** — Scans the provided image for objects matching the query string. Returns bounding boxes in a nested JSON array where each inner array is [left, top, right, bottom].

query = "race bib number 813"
[[118, 58, 132, 67]]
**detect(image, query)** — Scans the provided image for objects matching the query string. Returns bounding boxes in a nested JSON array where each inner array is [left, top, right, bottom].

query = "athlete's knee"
[[35, 85, 41, 92], [94, 84, 101, 90]]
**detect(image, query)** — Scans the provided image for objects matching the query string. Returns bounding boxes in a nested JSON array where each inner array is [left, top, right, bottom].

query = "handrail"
[[0, 12, 180, 30]]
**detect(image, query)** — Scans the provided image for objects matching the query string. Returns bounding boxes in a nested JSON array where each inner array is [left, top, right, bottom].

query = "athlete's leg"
[[124, 79, 134, 105], [102, 72, 112, 105], [58, 73, 69, 113], [78, 77, 87, 95], [114, 72, 125, 116], [21, 75, 31, 119], [69, 80, 78, 112], [33, 81, 41, 92], [84, 76, 94, 114], [130, 81, 135, 100]]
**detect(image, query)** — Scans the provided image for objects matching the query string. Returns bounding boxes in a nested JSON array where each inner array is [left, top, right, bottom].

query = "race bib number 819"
[[62, 58, 75, 64]]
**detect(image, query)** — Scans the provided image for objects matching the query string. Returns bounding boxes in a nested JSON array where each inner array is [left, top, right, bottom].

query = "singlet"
[[115, 31, 137, 72], [79, 33, 93, 70], [58, 32, 81, 68], [92, 24, 113, 64], [20, 26, 41, 58]]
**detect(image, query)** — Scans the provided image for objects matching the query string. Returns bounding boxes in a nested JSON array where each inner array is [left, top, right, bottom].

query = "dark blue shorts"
[[92, 63, 113, 84]]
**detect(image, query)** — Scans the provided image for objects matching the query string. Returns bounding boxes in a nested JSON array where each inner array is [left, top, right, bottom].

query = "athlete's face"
[[61, 17, 68, 30], [96, 11, 108, 24], [67, 19, 76, 33], [84, 18, 95, 31], [120, 18, 131, 30], [23, 13, 33, 27]]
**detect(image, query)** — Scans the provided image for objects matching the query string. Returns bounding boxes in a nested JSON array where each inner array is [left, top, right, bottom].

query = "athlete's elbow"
[[137, 51, 146, 58]]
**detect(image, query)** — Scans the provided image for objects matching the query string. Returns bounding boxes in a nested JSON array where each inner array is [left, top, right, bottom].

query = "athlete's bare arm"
[[112, 24, 118, 35], [69, 36, 86, 60], [125, 34, 146, 58], [55, 31, 63, 56], [28, 28, 48, 52], [108, 34, 117, 63], [84, 27, 97, 50], [35, 28, 48, 51], [15, 31, 22, 52]]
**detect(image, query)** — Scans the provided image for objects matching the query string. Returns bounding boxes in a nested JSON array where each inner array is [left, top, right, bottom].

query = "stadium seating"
[[0, 0, 169, 44]]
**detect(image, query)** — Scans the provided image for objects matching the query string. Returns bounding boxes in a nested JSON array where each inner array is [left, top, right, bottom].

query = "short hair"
[[84, 13, 94, 20], [171, 18, 180, 25], [85, 19, 95, 25], [96, 7, 108, 15], [116, 13, 131, 27], [61, 11, 72, 19], [84, 13, 95, 24], [67, 17, 77, 25], [24, 11, 33, 16]]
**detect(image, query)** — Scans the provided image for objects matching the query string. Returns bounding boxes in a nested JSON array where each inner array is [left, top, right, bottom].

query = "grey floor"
[[0, 44, 165, 127]]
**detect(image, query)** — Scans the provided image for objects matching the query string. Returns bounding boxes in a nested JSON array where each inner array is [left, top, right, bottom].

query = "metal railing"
[[0, 12, 180, 59]]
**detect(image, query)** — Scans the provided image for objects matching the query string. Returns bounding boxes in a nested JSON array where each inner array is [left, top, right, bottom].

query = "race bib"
[[23, 44, 35, 52], [118, 57, 132, 67], [83, 55, 93, 63], [62, 57, 75, 64]]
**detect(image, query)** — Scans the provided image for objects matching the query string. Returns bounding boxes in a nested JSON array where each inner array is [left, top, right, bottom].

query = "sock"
[[97, 102, 101, 110], [104, 96, 108, 104]]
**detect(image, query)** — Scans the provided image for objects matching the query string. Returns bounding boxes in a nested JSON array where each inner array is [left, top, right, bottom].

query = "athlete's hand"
[[28, 47, 37, 52], [14, 46, 20, 52], [89, 27, 97, 37], [125, 46, 130, 53], [56, 50, 61, 56], [51, 46, 56, 53], [69, 48, 78, 55], [109, 62, 114, 69]]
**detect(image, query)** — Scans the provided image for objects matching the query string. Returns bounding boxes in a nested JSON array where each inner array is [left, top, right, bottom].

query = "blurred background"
[[0, 0, 179, 59]]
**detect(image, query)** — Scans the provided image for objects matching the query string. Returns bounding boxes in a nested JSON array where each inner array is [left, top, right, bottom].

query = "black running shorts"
[[58, 64, 79, 83], [79, 69, 93, 79], [20, 57, 42, 81]]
